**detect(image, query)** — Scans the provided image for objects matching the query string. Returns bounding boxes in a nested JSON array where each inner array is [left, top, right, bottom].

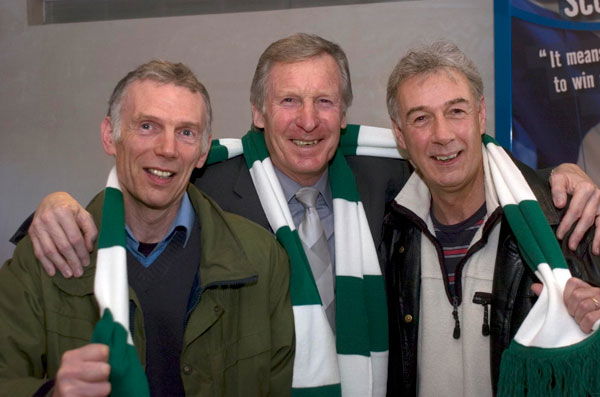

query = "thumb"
[[530, 283, 543, 296]]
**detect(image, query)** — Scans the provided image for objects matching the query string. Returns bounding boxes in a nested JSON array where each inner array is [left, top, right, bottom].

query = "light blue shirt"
[[125, 193, 195, 267], [274, 168, 335, 265]]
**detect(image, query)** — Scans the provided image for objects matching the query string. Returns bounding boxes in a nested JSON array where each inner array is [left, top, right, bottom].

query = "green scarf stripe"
[[292, 384, 342, 397], [98, 187, 125, 249], [206, 140, 230, 164], [275, 227, 322, 305], [518, 200, 568, 269], [502, 204, 547, 270], [329, 150, 361, 202], [336, 276, 370, 356], [338, 124, 361, 155], [241, 131, 270, 166], [363, 275, 389, 351]]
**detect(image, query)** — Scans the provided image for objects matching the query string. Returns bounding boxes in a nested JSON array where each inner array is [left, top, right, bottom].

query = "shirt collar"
[[125, 192, 195, 249], [274, 167, 333, 210]]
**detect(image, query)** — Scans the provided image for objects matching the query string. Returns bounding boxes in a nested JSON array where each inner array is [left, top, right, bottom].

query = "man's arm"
[[24, 192, 97, 278], [18, 163, 600, 278]]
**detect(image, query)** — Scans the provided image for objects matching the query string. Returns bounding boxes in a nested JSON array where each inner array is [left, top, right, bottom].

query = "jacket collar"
[[52, 184, 257, 295]]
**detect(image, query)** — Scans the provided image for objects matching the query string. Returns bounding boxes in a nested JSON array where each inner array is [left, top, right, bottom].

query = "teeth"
[[435, 153, 458, 161], [148, 168, 173, 178], [293, 139, 318, 146]]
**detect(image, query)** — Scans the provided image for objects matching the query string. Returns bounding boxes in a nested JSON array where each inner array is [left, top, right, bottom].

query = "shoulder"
[[187, 184, 286, 268], [346, 155, 412, 183], [191, 156, 247, 188]]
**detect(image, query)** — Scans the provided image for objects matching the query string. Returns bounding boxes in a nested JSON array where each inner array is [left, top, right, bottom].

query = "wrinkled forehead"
[[396, 68, 477, 112], [266, 55, 343, 91]]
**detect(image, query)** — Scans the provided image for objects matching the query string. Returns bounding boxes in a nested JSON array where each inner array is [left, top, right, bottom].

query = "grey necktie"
[[296, 187, 335, 331]]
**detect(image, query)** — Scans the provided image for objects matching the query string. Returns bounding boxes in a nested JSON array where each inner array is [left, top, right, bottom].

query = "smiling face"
[[392, 68, 486, 198], [252, 54, 347, 186], [101, 79, 210, 214]]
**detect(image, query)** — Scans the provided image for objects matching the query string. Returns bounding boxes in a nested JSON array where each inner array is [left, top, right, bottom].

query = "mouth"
[[292, 139, 320, 147], [432, 152, 459, 162], [145, 168, 175, 179]]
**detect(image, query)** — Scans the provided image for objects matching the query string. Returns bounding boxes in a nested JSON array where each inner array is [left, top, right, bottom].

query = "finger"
[[567, 188, 600, 251], [54, 378, 111, 397], [556, 186, 589, 241], [62, 344, 109, 363], [76, 209, 98, 263], [530, 283, 543, 296], [580, 307, 600, 334], [573, 297, 600, 333], [29, 230, 55, 277], [29, 225, 72, 278], [550, 172, 568, 209], [593, 216, 600, 256], [564, 278, 598, 316], [53, 212, 90, 274]]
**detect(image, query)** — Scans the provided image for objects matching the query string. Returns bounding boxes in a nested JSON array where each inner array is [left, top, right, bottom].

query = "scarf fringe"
[[498, 331, 600, 396]]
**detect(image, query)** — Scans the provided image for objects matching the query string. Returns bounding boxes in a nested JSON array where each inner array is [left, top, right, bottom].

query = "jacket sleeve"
[[267, 240, 295, 396], [0, 238, 51, 396]]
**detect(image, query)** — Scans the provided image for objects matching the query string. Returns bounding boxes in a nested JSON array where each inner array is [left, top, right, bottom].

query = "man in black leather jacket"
[[381, 41, 600, 396]]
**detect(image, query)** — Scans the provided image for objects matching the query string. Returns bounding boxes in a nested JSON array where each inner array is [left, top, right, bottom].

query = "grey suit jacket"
[[190, 154, 412, 267]]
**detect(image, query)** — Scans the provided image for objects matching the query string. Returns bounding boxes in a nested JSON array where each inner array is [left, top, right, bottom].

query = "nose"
[[295, 102, 319, 132], [155, 131, 177, 158], [432, 117, 455, 145]]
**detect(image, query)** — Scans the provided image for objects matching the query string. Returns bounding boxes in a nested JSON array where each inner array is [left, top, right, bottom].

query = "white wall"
[[0, 0, 494, 260]]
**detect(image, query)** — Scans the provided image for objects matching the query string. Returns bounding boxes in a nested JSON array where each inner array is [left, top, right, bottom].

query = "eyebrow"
[[405, 97, 470, 119], [135, 114, 202, 130]]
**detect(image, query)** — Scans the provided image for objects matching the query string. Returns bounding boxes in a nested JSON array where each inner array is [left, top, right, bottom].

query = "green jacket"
[[0, 184, 294, 396]]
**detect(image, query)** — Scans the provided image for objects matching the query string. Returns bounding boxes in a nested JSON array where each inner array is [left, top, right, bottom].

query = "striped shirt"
[[432, 203, 487, 297]]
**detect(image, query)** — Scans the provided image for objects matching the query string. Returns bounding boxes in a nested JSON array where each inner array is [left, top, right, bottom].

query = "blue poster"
[[495, 0, 600, 183]]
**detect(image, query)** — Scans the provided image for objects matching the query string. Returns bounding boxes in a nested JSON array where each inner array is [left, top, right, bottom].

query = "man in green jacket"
[[0, 60, 294, 396]]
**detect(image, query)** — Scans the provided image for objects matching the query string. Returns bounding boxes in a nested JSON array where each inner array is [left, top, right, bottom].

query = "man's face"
[[392, 68, 486, 197], [101, 80, 210, 212], [252, 54, 347, 186]]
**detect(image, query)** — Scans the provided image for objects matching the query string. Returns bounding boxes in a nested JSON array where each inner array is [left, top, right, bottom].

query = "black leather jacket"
[[380, 164, 600, 396]]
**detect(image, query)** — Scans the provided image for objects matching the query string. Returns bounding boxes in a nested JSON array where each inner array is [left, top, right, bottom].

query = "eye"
[[181, 129, 194, 137], [448, 107, 468, 118], [141, 122, 152, 130], [410, 114, 429, 126]]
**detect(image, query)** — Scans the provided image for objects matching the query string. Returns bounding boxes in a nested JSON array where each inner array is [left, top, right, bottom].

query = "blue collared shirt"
[[125, 193, 195, 267]]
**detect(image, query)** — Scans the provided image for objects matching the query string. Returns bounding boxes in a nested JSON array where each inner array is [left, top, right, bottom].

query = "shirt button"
[[214, 305, 220, 313], [404, 314, 413, 323], [398, 246, 405, 254], [182, 364, 193, 375]]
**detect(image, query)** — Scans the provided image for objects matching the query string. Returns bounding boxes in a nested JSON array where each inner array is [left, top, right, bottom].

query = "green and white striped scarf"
[[208, 125, 400, 396], [483, 135, 600, 396], [93, 166, 150, 396]]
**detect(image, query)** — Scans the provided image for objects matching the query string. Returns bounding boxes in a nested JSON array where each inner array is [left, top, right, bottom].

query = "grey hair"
[[250, 33, 353, 116], [386, 41, 483, 123], [108, 60, 212, 151]]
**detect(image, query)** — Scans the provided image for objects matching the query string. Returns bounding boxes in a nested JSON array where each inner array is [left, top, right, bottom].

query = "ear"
[[251, 105, 266, 129], [340, 111, 347, 129], [477, 97, 487, 136], [392, 119, 407, 150], [100, 117, 117, 156], [196, 134, 213, 168]]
